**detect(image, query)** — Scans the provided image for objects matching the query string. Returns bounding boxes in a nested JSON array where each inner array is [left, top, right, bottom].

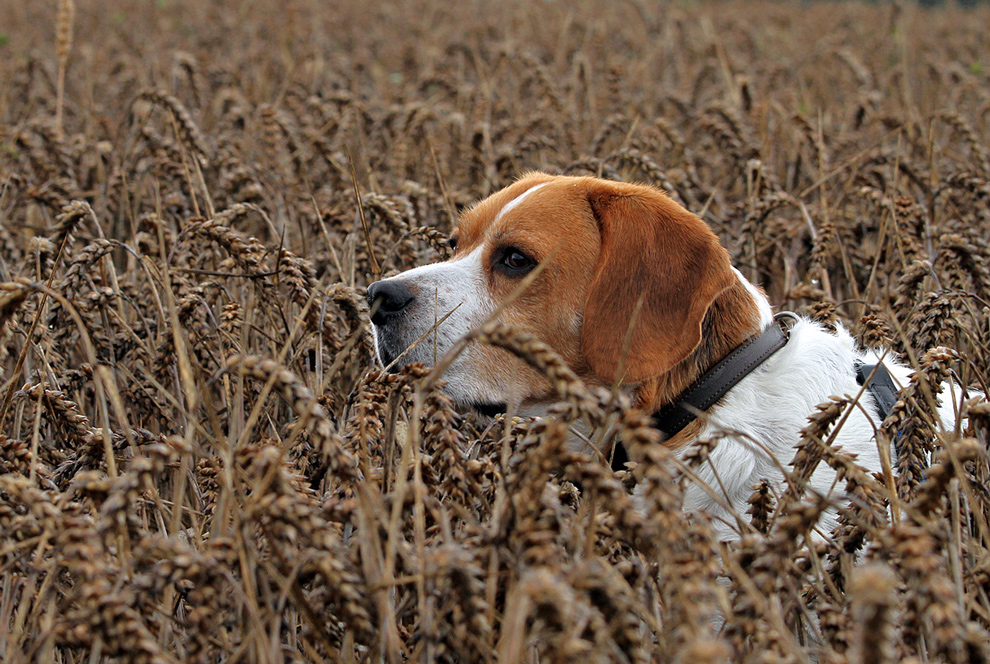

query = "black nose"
[[367, 280, 415, 325]]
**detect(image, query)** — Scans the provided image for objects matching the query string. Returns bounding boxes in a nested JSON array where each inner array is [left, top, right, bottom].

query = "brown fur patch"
[[449, 173, 761, 444]]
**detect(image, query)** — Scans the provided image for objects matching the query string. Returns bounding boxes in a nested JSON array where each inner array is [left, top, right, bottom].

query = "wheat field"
[[1, 0, 990, 662]]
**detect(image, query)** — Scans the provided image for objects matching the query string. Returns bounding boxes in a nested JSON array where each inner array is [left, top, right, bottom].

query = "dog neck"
[[634, 271, 771, 448]]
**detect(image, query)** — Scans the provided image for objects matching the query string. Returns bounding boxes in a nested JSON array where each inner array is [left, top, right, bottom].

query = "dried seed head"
[[849, 562, 899, 664], [56, 0, 75, 66]]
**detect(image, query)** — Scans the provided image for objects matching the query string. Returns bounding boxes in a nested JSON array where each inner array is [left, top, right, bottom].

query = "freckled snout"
[[367, 280, 415, 326]]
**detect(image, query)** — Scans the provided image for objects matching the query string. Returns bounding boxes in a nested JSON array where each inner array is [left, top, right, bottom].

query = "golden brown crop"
[[1, 1, 989, 662]]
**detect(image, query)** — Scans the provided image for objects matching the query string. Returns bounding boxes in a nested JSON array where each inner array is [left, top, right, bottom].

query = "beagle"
[[367, 172, 960, 540]]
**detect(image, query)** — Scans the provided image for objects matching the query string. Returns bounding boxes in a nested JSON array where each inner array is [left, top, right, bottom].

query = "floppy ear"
[[580, 181, 736, 384]]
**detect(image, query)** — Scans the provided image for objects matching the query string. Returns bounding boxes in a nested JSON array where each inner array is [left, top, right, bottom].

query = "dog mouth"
[[372, 329, 406, 372], [471, 402, 507, 418], [375, 328, 509, 419]]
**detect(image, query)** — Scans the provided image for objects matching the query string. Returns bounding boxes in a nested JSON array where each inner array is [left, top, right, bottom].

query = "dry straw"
[[54, 0, 75, 139], [1, 0, 989, 662]]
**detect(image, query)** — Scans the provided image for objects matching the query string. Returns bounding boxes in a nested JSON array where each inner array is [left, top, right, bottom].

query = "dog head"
[[367, 173, 767, 415]]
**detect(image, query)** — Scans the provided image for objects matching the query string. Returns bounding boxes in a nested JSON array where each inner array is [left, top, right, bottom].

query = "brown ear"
[[580, 180, 736, 384]]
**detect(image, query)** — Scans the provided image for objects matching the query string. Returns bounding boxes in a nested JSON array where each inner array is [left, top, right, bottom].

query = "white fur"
[[733, 268, 774, 328], [668, 281, 962, 541]]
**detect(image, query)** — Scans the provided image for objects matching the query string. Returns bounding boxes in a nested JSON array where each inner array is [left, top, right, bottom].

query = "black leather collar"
[[609, 312, 797, 471]]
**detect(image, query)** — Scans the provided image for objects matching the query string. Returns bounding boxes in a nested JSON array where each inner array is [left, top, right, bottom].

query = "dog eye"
[[501, 248, 534, 272], [447, 236, 458, 251]]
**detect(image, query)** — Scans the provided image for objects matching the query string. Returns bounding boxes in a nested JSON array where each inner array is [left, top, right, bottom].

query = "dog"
[[366, 172, 962, 540]]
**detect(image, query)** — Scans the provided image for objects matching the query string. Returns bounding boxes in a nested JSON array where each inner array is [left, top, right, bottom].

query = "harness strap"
[[854, 360, 900, 422]]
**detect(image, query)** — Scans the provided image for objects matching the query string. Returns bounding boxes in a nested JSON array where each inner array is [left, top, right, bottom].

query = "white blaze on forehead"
[[493, 182, 550, 225]]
